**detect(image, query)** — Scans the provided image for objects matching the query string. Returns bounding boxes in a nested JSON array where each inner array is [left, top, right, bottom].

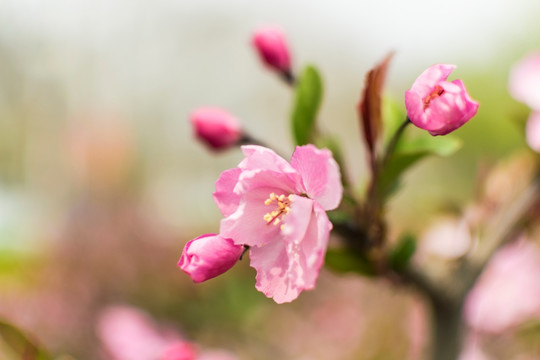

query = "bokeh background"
[[0, 0, 539, 359]]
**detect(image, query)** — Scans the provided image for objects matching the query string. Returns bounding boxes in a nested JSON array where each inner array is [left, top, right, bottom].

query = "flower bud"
[[252, 27, 291, 74], [178, 234, 243, 283], [405, 64, 479, 136], [190, 108, 242, 151]]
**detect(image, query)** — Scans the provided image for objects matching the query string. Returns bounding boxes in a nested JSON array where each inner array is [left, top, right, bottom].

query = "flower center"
[[263, 193, 293, 226], [423, 85, 445, 109]]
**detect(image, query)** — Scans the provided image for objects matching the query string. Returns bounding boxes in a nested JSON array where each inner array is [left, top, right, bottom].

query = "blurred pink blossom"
[[97, 305, 194, 360], [178, 234, 244, 283], [252, 26, 291, 74], [190, 108, 242, 151], [216, 145, 342, 303], [418, 218, 472, 259], [405, 64, 479, 135], [508, 52, 540, 110], [97, 305, 237, 360], [464, 239, 540, 333]]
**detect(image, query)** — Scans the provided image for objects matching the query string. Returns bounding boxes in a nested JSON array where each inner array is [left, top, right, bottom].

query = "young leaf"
[[378, 134, 462, 199], [388, 234, 417, 271], [358, 52, 394, 158], [291, 65, 323, 145]]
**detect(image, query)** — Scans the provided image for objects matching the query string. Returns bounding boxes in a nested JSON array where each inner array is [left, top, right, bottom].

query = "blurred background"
[[0, 0, 539, 359]]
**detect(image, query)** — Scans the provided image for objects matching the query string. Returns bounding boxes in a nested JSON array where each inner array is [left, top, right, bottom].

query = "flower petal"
[[213, 168, 242, 217], [239, 145, 297, 175], [290, 145, 343, 210], [409, 64, 455, 97], [250, 196, 331, 303]]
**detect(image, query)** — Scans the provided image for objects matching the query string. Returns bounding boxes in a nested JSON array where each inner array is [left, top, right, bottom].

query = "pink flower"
[[509, 52, 540, 110], [97, 305, 195, 360], [190, 108, 242, 151], [405, 64, 479, 136], [179, 234, 244, 283], [214, 145, 343, 303], [97, 305, 238, 360], [464, 239, 540, 334], [252, 27, 291, 74]]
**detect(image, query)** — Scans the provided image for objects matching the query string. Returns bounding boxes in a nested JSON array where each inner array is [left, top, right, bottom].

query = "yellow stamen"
[[263, 192, 293, 226]]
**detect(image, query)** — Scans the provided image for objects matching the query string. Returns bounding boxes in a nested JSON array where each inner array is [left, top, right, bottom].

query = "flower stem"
[[382, 117, 411, 166]]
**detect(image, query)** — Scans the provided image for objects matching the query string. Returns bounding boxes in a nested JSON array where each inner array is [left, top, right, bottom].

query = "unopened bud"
[[190, 108, 242, 151], [252, 27, 291, 74], [178, 234, 243, 283]]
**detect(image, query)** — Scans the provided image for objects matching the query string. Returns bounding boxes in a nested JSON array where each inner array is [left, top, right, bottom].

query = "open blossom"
[[179, 234, 244, 283], [190, 108, 242, 150], [252, 27, 291, 74], [405, 64, 479, 136], [214, 145, 342, 303], [464, 239, 540, 334]]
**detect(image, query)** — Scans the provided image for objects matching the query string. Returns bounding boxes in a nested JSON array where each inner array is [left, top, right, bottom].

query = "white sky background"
[[0, 0, 539, 230]]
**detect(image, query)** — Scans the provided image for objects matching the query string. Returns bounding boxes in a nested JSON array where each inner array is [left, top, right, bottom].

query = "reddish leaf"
[[358, 52, 394, 159]]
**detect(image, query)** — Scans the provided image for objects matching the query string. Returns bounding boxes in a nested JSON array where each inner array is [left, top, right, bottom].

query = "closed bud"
[[178, 234, 243, 283], [190, 108, 242, 151], [252, 27, 291, 74], [405, 64, 479, 136]]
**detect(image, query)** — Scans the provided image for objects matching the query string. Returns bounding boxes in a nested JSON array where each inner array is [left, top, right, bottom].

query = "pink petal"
[[239, 145, 297, 175], [290, 145, 343, 211], [464, 239, 540, 333], [509, 52, 540, 110], [409, 64, 456, 97], [213, 168, 242, 217], [250, 196, 331, 303]]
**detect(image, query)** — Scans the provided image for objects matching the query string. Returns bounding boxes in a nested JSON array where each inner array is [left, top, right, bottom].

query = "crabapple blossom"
[[179, 234, 244, 283], [405, 64, 479, 135], [190, 108, 242, 150], [214, 145, 342, 303], [252, 27, 291, 74], [464, 239, 540, 334]]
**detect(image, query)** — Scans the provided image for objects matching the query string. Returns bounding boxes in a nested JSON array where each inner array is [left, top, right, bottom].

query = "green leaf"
[[378, 134, 462, 199], [291, 65, 323, 145], [0, 320, 53, 360], [388, 234, 417, 271], [325, 248, 375, 277]]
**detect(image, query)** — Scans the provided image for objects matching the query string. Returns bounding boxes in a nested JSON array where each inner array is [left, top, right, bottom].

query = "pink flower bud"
[[252, 27, 291, 73], [190, 108, 242, 150], [178, 234, 243, 283], [508, 52, 540, 110], [405, 64, 479, 136]]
